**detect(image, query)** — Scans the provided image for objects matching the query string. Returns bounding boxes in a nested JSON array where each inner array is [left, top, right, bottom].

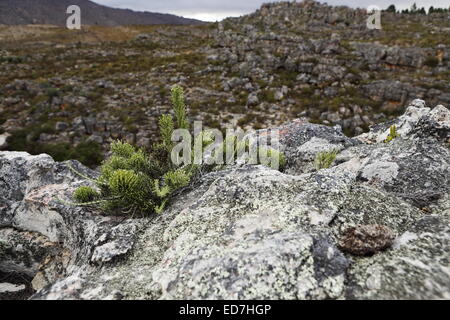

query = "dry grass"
[[0, 24, 193, 47]]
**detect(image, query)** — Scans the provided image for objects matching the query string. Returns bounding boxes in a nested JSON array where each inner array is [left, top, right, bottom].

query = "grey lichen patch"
[[156, 231, 348, 300], [360, 161, 399, 184], [91, 221, 141, 264], [0, 238, 10, 258], [276, 168, 355, 230], [161, 166, 300, 244]]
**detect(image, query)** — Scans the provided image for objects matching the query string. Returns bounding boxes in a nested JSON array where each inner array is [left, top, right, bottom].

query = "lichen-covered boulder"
[[0, 152, 145, 294], [156, 232, 349, 300], [0, 101, 449, 300]]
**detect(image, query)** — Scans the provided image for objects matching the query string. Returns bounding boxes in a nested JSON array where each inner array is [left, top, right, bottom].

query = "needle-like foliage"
[[314, 149, 339, 170], [70, 85, 286, 216], [71, 85, 196, 216], [384, 125, 400, 143]]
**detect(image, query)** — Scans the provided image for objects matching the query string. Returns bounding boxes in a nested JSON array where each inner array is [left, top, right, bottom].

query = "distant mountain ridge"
[[0, 0, 204, 26]]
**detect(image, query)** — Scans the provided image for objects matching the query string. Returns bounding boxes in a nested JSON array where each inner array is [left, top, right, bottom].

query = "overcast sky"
[[92, 0, 450, 21]]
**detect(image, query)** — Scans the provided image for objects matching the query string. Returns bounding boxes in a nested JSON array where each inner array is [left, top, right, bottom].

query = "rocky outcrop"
[[0, 100, 449, 300], [0, 152, 146, 297], [212, 1, 449, 134]]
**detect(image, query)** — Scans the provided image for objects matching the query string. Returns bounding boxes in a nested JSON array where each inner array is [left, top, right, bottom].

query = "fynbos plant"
[[69, 85, 286, 216], [70, 85, 197, 216], [314, 149, 339, 170], [384, 125, 400, 143]]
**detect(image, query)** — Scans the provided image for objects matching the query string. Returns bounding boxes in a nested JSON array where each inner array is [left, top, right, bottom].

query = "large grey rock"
[[0, 101, 449, 300], [0, 152, 145, 294], [158, 231, 349, 300]]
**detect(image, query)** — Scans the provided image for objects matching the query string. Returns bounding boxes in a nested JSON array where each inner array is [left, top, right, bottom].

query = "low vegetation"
[[70, 86, 286, 216], [314, 149, 339, 170], [70, 86, 198, 216], [384, 125, 401, 143], [7, 126, 103, 168]]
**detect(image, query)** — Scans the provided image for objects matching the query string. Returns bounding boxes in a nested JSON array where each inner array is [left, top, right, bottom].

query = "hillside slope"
[[0, 0, 204, 26]]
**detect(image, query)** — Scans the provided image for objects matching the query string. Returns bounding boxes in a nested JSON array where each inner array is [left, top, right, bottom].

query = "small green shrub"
[[70, 85, 197, 216], [171, 85, 189, 129], [384, 125, 400, 143], [46, 88, 59, 99], [74, 186, 100, 203], [259, 90, 277, 103], [70, 85, 287, 216], [314, 149, 339, 170], [7, 127, 103, 168], [158, 114, 175, 150]]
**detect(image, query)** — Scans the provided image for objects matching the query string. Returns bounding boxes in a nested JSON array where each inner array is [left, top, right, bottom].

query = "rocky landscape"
[[0, 0, 449, 168], [0, 98, 449, 299], [0, 0, 449, 300]]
